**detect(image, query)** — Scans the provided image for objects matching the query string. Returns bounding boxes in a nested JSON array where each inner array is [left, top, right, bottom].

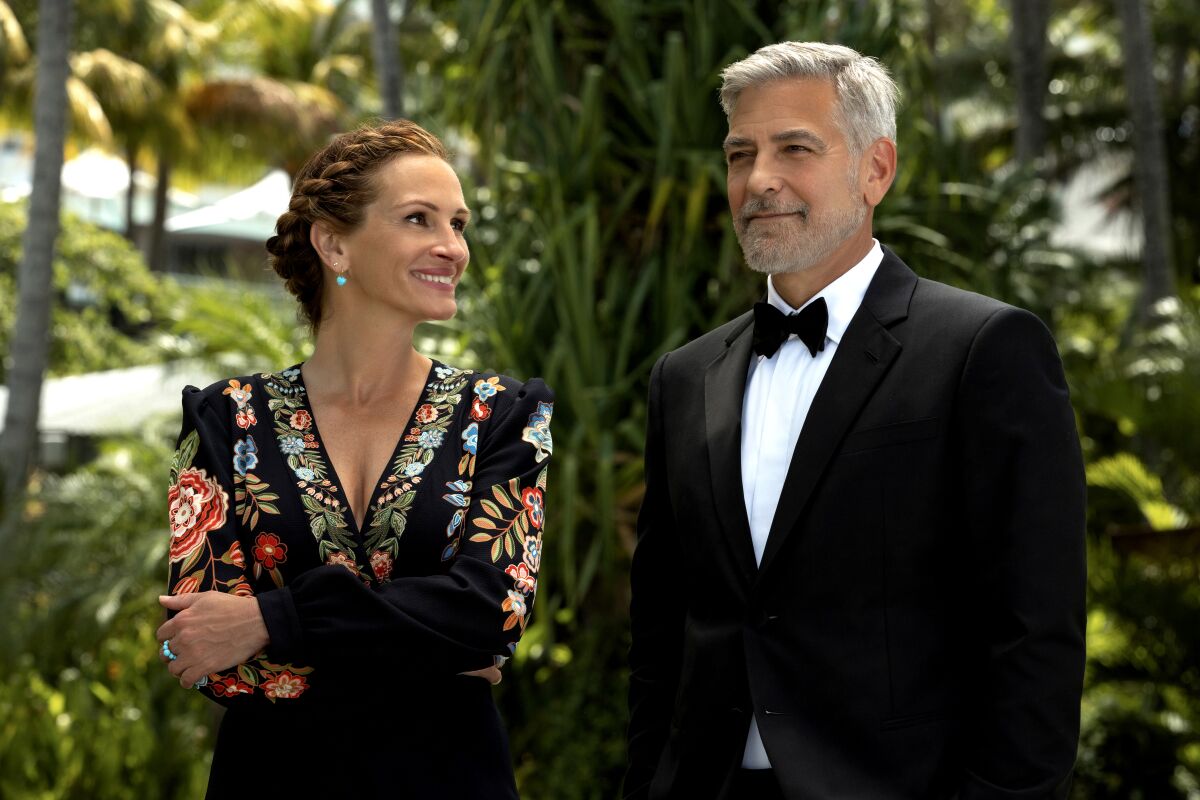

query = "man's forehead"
[[727, 77, 837, 130]]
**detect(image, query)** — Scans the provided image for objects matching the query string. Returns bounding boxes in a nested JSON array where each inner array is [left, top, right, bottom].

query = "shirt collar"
[[765, 239, 883, 347]]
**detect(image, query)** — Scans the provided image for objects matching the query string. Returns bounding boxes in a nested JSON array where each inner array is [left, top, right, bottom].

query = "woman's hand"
[[157, 592, 270, 688], [459, 664, 504, 685]]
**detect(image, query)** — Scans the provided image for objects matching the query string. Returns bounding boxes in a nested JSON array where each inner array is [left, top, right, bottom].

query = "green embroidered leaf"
[[516, 513, 529, 536], [238, 664, 258, 686], [258, 502, 280, 516], [537, 466, 549, 491], [391, 512, 407, 536], [493, 485, 516, 510], [395, 491, 416, 510], [508, 477, 521, 498], [170, 430, 200, 483], [309, 514, 326, 540], [472, 517, 498, 530], [480, 499, 503, 519], [300, 494, 324, 514], [504, 532, 514, 558], [490, 537, 502, 562], [469, 533, 492, 543]]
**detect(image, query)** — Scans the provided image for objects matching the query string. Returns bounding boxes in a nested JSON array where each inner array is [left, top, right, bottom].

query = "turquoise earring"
[[333, 261, 348, 286]]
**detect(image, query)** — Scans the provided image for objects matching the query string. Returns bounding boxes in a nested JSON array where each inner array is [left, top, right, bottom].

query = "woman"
[[156, 120, 553, 798]]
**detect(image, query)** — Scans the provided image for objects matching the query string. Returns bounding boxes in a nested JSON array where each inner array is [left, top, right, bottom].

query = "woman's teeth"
[[415, 273, 453, 285]]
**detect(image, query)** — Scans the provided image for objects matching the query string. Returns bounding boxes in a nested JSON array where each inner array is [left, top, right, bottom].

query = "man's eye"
[[786, 145, 810, 153], [727, 152, 749, 163]]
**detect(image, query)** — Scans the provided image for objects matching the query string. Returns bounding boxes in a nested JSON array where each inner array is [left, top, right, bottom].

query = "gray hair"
[[719, 42, 900, 157]]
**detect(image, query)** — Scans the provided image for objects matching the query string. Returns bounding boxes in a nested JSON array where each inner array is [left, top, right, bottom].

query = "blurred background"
[[0, 0, 1196, 797]]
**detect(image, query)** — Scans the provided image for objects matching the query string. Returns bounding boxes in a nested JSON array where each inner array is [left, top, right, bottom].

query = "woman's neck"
[[303, 314, 429, 406]]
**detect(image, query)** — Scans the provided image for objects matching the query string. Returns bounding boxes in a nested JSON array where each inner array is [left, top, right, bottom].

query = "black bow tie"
[[752, 298, 828, 359]]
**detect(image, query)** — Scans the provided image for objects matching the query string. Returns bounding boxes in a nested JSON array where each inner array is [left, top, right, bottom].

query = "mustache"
[[737, 197, 809, 226]]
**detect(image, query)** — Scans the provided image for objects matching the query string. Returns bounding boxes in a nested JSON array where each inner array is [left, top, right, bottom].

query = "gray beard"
[[734, 198, 867, 275]]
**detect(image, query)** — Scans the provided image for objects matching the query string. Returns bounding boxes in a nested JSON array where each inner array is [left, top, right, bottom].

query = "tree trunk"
[[149, 156, 171, 271], [1115, 0, 1176, 316], [1009, 0, 1052, 165], [0, 0, 72, 539], [124, 140, 138, 240], [371, 0, 403, 119]]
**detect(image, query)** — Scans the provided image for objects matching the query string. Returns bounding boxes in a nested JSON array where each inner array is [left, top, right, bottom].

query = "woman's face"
[[336, 154, 470, 325]]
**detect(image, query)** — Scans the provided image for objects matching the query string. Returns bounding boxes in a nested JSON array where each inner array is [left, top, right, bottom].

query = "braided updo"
[[265, 120, 451, 330]]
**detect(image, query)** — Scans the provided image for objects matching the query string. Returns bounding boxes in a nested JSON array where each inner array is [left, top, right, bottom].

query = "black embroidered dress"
[[165, 363, 553, 797]]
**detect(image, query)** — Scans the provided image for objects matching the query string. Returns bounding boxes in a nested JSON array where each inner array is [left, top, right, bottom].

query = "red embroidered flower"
[[415, 404, 438, 424], [326, 550, 360, 575], [172, 574, 201, 595], [262, 671, 308, 699], [253, 533, 287, 569], [370, 550, 393, 581], [521, 487, 545, 529], [471, 397, 492, 421], [210, 674, 253, 697], [290, 409, 312, 430], [223, 541, 245, 568], [505, 562, 537, 594], [168, 467, 228, 564], [235, 408, 257, 429], [231, 580, 255, 597]]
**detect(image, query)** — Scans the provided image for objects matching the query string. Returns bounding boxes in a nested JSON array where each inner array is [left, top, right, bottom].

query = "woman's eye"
[[451, 219, 467, 232], [405, 212, 426, 225]]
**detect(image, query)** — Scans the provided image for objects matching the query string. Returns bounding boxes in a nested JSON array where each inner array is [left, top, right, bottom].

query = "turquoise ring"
[[162, 640, 178, 661]]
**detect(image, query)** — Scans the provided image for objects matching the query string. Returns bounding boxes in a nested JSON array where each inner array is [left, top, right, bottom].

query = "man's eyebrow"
[[722, 135, 755, 152], [772, 128, 827, 149], [394, 199, 472, 218]]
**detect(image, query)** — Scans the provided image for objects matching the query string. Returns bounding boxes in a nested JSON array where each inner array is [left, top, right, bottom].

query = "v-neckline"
[[292, 360, 438, 536]]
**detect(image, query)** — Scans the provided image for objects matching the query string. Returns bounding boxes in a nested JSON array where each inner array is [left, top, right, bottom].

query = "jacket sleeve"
[[256, 378, 554, 676], [166, 385, 316, 705], [625, 353, 686, 799], [953, 308, 1086, 800]]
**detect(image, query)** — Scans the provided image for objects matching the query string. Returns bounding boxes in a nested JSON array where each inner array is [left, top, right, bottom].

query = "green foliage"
[[0, 201, 176, 382], [0, 435, 213, 800]]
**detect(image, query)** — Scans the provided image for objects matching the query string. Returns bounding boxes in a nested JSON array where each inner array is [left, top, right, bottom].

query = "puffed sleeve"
[[256, 376, 554, 675], [166, 384, 316, 704]]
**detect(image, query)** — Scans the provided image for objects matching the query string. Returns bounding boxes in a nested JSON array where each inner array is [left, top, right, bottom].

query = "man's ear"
[[860, 138, 897, 208]]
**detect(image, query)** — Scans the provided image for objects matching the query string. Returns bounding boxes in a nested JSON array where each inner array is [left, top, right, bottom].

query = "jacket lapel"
[[756, 250, 917, 578], [703, 312, 759, 583]]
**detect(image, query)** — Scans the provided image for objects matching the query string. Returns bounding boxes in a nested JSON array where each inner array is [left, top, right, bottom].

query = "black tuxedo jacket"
[[626, 248, 1086, 800]]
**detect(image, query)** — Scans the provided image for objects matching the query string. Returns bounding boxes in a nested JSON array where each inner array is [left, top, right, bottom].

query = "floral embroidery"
[[210, 675, 253, 697], [474, 376, 505, 401], [222, 540, 245, 569], [521, 487, 545, 529], [294, 466, 316, 482], [262, 671, 308, 700], [468, 464, 550, 634], [471, 397, 491, 421], [223, 380, 257, 430], [522, 401, 554, 463], [363, 366, 472, 579], [168, 446, 228, 569], [326, 550, 360, 575], [279, 435, 305, 455], [370, 550, 393, 581], [233, 436, 258, 476], [173, 573, 202, 594], [253, 532, 287, 588], [289, 409, 312, 430]]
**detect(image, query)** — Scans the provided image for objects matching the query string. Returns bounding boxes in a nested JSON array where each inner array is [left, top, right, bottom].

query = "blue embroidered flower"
[[473, 377, 504, 400], [279, 435, 305, 455], [462, 422, 479, 455], [435, 366, 456, 380], [281, 367, 301, 381], [233, 436, 258, 476], [294, 466, 316, 482], [521, 401, 554, 463], [445, 480, 471, 493], [443, 492, 470, 508], [404, 462, 425, 477], [417, 430, 444, 449], [522, 535, 541, 570]]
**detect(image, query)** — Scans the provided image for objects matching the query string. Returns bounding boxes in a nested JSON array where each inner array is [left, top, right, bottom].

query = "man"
[[626, 42, 1085, 800]]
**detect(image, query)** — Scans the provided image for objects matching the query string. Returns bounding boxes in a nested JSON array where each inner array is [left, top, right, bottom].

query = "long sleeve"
[[625, 354, 686, 799], [166, 385, 316, 704], [257, 377, 554, 676], [953, 308, 1086, 799]]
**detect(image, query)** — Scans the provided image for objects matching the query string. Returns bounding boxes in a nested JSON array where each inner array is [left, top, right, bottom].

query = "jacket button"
[[751, 611, 779, 630]]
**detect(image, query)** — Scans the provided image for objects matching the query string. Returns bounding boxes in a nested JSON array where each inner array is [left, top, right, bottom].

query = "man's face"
[[724, 78, 868, 275]]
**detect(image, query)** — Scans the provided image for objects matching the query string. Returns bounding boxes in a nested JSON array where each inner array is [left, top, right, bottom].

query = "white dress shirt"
[[739, 240, 883, 769]]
